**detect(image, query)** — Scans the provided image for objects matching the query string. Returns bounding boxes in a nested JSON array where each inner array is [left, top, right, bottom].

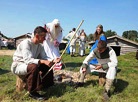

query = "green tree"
[[122, 30, 138, 42], [104, 30, 117, 37], [87, 33, 94, 41], [122, 31, 129, 38]]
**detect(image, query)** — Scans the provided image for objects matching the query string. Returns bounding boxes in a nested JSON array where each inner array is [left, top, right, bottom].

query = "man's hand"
[[95, 65, 102, 70], [53, 57, 61, 63], [39, 60, 54, 67], [82, 67, 86, 73], [39, 57, 61, 67]]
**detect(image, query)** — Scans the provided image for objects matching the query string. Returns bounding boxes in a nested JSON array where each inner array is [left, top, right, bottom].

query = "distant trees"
[[122, 30, 138, 42], [87, 29, 138, 43], [87, 30, 117, 41], [87, 33, 94, 41], [104, 30, 117, 37]]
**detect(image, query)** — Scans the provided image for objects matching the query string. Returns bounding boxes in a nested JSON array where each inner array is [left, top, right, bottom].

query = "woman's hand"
[[54, 39, 60, 47], [46, 27, 50, 33]]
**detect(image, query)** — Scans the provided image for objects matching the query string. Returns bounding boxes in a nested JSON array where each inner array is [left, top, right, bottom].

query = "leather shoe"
[[29, 91, 45, 100]]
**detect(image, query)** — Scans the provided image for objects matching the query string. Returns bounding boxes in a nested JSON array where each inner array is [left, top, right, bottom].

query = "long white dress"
[[43, 21, 63, 70], [79, 35, 87, 56]]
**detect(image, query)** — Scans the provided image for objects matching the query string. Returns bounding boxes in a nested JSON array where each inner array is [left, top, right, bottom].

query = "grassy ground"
[[0, 49, 138, 102]]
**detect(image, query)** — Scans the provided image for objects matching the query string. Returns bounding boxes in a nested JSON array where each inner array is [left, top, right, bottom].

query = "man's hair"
[[97, 40, 107, 49], [34, 26, 47, 35]]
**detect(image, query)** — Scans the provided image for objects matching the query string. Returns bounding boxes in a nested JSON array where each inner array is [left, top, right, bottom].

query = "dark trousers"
[[26, 64, 54, 92]]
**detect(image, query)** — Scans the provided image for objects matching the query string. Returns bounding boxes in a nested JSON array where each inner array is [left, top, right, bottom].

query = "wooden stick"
[[42, 20, 84, 79], [24, 20, 84, 96]]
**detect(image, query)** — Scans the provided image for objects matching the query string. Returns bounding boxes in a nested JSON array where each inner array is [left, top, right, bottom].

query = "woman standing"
[[79, 30, 87, 56], [89, 24, 107, 86]]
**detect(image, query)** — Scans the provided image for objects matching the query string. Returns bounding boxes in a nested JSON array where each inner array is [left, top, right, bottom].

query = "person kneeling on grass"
[[11, 26, 61, 100], [76, 40, 118, 100]]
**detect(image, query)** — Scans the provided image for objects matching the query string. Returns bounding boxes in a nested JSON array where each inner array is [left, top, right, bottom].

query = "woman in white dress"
[[79, 31, 87, 56], [43, 19, 63, 70]]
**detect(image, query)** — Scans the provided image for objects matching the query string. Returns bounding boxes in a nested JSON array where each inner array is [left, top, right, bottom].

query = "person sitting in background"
[[76, 40, 118, 101], [11, 26, 61, 100]]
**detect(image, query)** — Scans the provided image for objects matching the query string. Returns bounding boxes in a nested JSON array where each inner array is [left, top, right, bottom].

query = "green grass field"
[[0, 50, 138, 102]]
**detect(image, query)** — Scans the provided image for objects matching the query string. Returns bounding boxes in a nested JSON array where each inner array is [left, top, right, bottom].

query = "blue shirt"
[[89, 34, 107, 64]]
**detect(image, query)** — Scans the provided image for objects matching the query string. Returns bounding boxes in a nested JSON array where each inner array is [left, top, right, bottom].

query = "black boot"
[[74, 82, 84, 88], [29, 91, 46, 100]]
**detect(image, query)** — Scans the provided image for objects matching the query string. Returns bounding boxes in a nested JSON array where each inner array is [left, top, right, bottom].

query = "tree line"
[[87, 30, 138, 42], [1, 29, 138, 43]]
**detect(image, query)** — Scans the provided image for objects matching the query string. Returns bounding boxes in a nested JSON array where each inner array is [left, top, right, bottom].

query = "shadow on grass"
[[63, 62, 82, 68], [117, 68, 121, 73], [84, 79, 99, 87], [113, 79, 129, 94], [0, 68, 10, 75], [43, 82, 76, 99], [40, 78, 128, 100]]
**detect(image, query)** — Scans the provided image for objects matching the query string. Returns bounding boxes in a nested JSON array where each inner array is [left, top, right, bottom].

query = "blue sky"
[[0, 0, 137, 38]]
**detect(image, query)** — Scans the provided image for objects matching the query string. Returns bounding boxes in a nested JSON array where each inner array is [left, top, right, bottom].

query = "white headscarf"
[[52, 19, 60, 26], [47, 19, 63, 41]]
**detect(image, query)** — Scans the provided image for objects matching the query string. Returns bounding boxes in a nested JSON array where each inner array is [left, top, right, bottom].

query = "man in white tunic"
[[76, 40, 118, 100], [66, 28, 79, 57], [11, 26, 61, 100], [43, 19, 63, 70]]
